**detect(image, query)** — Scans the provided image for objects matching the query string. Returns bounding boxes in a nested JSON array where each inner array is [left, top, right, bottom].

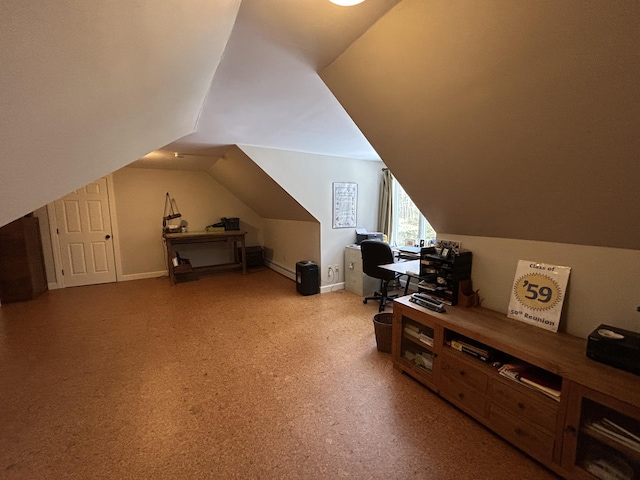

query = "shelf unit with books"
[[393, 314, 440, 390], [391, 296, 640, 479], [563, 384, 640, 479]]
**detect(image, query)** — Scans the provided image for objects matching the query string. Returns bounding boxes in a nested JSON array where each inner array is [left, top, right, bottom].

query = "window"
[[391, 180, 436, 247]]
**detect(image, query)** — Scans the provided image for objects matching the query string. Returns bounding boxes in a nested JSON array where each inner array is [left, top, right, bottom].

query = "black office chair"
[[360, 240, 407, 312]]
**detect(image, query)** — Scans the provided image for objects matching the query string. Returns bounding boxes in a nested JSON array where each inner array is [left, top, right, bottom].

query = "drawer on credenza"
[[440, 350, 489, 394], [489, 377, 559, 433], [439, 373, 488, 418], [487, 404, 556, 465]]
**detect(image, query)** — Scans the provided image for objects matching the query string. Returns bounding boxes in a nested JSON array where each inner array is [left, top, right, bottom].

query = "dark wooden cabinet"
[[0, 216, 48, 303]]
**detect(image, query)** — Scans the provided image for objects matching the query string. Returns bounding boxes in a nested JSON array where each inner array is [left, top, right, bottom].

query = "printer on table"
[[355, 228, 383, 245]]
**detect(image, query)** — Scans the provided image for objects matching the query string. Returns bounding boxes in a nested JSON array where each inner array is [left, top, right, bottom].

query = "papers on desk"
[[396, 246, 421, 260], [418, 280, 439, 291]]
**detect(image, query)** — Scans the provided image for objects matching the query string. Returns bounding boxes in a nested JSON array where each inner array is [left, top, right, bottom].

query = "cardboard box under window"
[[237, 246, 264, 268]]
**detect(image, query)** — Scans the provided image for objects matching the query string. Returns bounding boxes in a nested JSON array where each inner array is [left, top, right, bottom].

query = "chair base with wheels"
[[360, 240, 408, 312], [363, 278, 399, 312]]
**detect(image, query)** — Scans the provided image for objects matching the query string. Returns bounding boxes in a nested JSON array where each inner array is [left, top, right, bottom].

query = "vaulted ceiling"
[[1, 0, 397, 228], [2, 0, 638, 250]]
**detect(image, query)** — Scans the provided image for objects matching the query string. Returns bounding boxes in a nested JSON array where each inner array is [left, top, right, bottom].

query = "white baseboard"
[[265, 260, 295, 281], [48, 282, 59, 290], [121, 270, 168, 282], [321, 282, 345, 294], [265, 260, 342, 294]]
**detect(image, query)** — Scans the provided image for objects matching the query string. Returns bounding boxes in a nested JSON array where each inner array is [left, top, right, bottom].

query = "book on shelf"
[[498, 362, 562, 401], [519, 372, 561, 399], [450, 339, 490, 356], [418, 333, 433, 347], [450, 340, 494, 362], [583, 455, 634, 480], [403, 350, 433, 371], [415, 353, 433, 371], [404, 324, 433, 347], [584, 418, 640, 452], [498, 362, 528, 382], [404, 324, 420, 339], [450, 337, 496, 361]]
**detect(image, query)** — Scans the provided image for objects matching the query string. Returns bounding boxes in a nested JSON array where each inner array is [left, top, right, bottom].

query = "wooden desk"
[[163, 230, 247, 284]]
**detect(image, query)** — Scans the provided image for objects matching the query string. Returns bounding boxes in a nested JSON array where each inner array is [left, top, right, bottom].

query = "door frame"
[[47, 174, 123, 288]]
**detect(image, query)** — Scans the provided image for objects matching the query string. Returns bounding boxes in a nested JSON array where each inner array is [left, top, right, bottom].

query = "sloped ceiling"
[[147, 0, 399, 164], [207, 146, 315, 222], [0, 0, 241, 227], [3, 0, 638, 252], [322, 0, 640, 250]]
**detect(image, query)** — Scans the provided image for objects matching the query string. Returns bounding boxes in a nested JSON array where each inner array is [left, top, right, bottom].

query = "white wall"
[[438, 234, 640, 338], [240, 146, 383, 286], [37, 149, 379, 289], [111, 167, 264, 278], [261, 219, 320, 280]]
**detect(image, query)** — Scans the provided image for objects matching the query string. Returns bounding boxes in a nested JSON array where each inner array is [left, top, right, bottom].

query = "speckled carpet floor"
[[0, 268, 558, 479]]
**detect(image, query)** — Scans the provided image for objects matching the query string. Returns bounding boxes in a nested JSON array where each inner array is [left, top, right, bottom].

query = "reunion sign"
[[507, 260, 571, 332]]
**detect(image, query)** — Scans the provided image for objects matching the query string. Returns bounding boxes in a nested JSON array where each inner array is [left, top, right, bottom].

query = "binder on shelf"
[[451, 341, 493, 362], [450, 337, 495, 362], [451, 339, 490, 356]]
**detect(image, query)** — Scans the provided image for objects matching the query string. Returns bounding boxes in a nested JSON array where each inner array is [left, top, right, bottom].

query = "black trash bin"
[[296, 260, 319, 296]]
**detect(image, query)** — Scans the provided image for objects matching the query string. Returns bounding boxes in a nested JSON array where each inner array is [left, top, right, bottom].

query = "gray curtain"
[[378, 168, 393, 243]]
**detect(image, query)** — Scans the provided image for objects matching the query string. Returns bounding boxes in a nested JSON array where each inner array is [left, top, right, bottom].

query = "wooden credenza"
[[392, 296, 640, 479]]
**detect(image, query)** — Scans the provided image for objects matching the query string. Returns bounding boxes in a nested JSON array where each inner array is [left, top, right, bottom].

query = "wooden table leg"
[[240, 236, 247, 274], [165, 238, 176, 285]]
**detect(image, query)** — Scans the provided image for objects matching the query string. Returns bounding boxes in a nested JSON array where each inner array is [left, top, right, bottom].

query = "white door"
[[54, 177, 116, 287]]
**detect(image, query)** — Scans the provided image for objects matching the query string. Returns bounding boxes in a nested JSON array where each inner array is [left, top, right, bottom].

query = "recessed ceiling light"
[[329, 0, 366, 6]]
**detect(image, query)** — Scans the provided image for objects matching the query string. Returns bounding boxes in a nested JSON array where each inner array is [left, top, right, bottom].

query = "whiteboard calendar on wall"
[[332, 182, 357, 229]]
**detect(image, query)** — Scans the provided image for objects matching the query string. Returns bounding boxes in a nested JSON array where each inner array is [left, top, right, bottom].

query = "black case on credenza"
[[586, 324, 640, 375]]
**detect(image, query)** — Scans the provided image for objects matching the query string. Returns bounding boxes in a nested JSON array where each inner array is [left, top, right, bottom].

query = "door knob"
[[105, 234, 111, 240]]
